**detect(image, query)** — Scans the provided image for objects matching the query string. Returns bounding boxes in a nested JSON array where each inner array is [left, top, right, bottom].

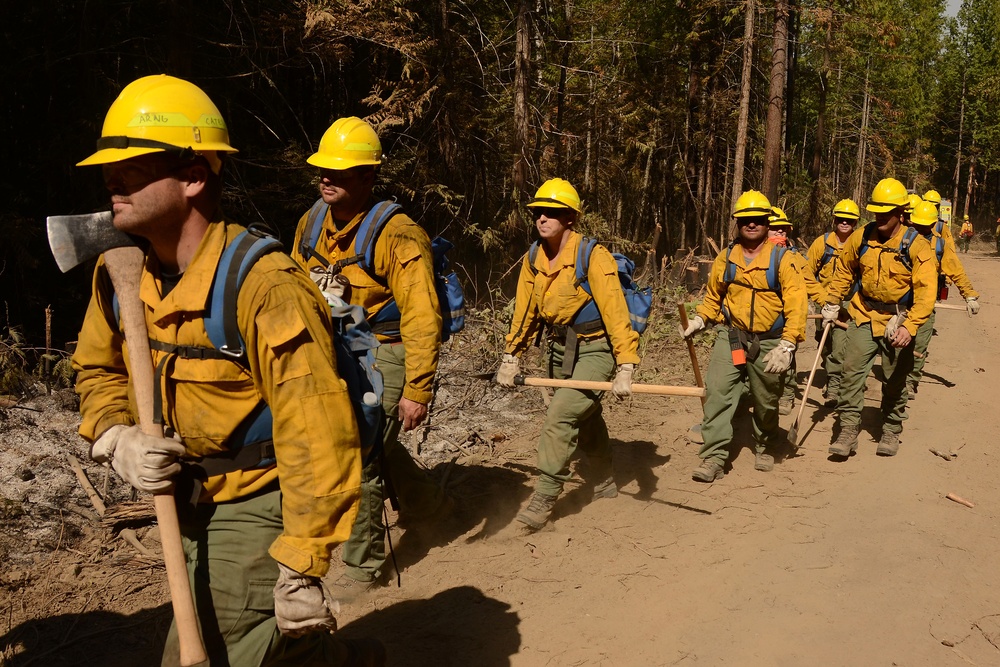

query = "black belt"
[[729, 326, 782, 362], [176, 439, 275, 506], [548, 321, 605, 375], [862, 295, 905, 313]]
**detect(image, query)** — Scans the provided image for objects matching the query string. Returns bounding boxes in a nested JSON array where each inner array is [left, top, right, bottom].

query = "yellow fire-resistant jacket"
[[73, 219, 362, 577], [504, 231, 640, 365], [790, 248, 827, 303], [824, 223, 937, 337], [697, 241, 807, 344], [291, 203, 442, 405], [930, 227, 979, 299], [806, 232, 847, 287]]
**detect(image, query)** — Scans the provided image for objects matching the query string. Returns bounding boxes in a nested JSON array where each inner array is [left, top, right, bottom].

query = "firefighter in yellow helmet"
[[290, 117, 450, 589], [904, 202, 980, 398], [767, 207, 826, 415], [72, 75, 384, 664], [922, 189, 955, 243], [498, 178, 639, 529], [820, 178, 937, 458], [806, 198, 859, 406], [681, 190, 807, 482], [959, 214, 974, 253]]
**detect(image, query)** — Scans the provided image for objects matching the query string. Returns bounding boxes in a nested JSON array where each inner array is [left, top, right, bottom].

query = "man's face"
[[875, 207, 902, 237], [737, 216, 769, 244], [319, 166, 375, 210], [533, 206, 576, 243], [834, 217, 856, 234], [767, 227, 788, 243], [102, 154, 187, 237]]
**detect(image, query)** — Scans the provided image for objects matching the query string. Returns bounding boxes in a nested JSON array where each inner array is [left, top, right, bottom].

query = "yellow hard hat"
[[78, 74, 236, 168], [307, 117, 382, 170], [733, 190, 772, 218], [866, 178, 908, 213], [923, 189, 942, 204], [768, 206, 792, 228], [527, 178, 582, 212], [905, 194, 922, 214], [909, 201, 938, 227], [832, 198, 860, 221], [963, 214, 969, 220]]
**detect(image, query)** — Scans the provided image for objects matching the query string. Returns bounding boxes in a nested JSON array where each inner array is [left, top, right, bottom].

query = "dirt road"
[[2, 246, 998, 666], [335, 247, 1000, 666]]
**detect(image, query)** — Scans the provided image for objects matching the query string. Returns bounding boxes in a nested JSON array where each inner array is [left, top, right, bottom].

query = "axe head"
[[47, 211, 138, 273]]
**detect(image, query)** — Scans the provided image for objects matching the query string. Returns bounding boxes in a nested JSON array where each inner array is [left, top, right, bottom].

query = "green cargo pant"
[[162, 486, 358, 666], [836, 321, 913, 435], [907, 309, 935, 390], [815, 305, 848, 397], [341, 342, 444, 582], [699, 333, 784, 465], [781, 357, 797, 403], [534, 337, 617, 498]]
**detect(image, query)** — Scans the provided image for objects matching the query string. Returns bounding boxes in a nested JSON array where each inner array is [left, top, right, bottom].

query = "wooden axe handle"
[[934, 302, 967, 311], [677, 303, 706, 406], [104, 247, 206, 666], [806, 314, 848, 329], [515, 375, 706, 397]]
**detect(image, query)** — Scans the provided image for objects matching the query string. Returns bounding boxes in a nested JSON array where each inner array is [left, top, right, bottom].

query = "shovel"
[[788, 320, 832, 451], [480, 373, 706, 398]]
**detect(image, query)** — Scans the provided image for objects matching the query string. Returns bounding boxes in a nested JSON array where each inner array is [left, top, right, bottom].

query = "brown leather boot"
[[829, 425, 859, 457], [516, 492, 558, 530], [876, 430, 900, 456]]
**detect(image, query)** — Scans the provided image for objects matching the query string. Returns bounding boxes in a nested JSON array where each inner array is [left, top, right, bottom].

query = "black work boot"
[[829, 425, 860, 457], [516, 492, 558, 530]]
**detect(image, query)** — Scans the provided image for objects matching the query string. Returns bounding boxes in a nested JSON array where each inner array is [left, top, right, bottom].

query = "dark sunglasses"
[[531, 206, 569, 219]]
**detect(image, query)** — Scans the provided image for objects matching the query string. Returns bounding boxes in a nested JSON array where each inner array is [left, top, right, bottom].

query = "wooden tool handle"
[[789, 320, 831, 449], [515, 375, 706, 397], [806, 314, 848, 329], [677, 303, 706, 406], [934, 302, 967, 311], [104, 247, 206, 666]]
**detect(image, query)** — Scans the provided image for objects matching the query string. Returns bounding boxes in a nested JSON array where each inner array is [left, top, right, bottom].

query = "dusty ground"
[[3, 242, 1000, 666]]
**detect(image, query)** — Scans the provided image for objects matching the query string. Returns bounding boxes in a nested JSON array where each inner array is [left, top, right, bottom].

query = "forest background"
[[1, 0, 998, 349]]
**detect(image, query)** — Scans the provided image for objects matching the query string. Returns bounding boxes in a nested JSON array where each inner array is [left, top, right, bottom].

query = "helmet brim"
[[527, 197, 579, 212], [866, 203, 902, 213], [307, 153, 381, 170], [77, 143, 238, 167]]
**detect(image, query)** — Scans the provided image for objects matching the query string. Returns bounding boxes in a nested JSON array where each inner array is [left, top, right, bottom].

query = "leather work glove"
[[274, 562, 339, 637], [92, 424, 186, 494], [821, 303, 841, 326], [762, 340, 796, 374], [967, 297, 980, 316], [679, 315, 706, 339], [309, 267, 350, 305], [884, 311, 908, 342], [612, 364, 634, 399], [495, 353, 520, 387]]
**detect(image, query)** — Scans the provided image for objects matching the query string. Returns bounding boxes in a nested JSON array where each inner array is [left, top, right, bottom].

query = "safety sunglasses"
[[531, 206, 570, 219]]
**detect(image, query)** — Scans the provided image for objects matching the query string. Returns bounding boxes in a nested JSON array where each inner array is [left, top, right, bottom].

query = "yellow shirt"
[[790, 248, 826, 303], [291, 202, 442, 404], [697, 241, 808, 344], [824, 223, 937, 336], [806, 232, 846, 287], [927, 227, 978, 299], [73, 219, 362, 577], [960, 221, 974, 237], [505, 231, 640, 365]]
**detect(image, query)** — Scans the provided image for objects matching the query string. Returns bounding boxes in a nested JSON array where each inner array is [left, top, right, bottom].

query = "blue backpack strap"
[[818, 232, 837, 274], [575, 236, 599, 290], [352, 200, 403, 277], [298, 198, 331, 267], [527, 240, 541, 274], [205, 227, 283, 360], [766, 245, 786, 292]]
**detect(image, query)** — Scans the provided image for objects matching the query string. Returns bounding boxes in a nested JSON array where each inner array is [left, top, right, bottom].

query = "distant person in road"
[[72, 75, 384, 666], [995, 217, 1000, 254], [290, 116, 451, 590], [681, 190, 807, 482], [904, 201, 980, 399], [766, 207, 826, 416], [959, 215, 974, 253], [806, 199, 860, 407], [498, 178, 639, 530], [821, 178, 937, 459]]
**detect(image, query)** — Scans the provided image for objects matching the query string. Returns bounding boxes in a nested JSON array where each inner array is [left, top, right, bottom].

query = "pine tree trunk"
[[762, 0, 789, 201], [808, 15, 831, 229], [513, 0, 532, 206], [853, 62, 870, 203], [952, 71, 966, 211], [731, 0, 755, 224]]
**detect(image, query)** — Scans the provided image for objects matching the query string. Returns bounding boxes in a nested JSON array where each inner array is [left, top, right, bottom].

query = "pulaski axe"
[[48, 212, 207, 666]]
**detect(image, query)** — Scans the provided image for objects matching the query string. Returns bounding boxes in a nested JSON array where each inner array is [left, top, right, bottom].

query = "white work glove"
[[91, 424, 186, 494], [612, 364, 634, 399], [273, 562, 339, 637], [762, 340, 796, 374], [495, 353, 519, 387], [821, 303, 841, 325], [967, 297, 980, 316], [309, 267, 350, 305], [884, 311, 908, 341], [679, 315, 706, 339]]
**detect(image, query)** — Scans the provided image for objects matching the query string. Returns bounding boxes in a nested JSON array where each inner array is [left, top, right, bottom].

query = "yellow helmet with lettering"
[[77, 74, 236, 168], [307, 117, 382, 170], [923, 189, 942, 204], [527, 178, 582, 212], [832, 198, 860, 221], [909, 201, 938, 227], [905, 194, 922, 214], [733, 190, 772, 218], [866, 178, 908, 213], [768, 206, 792, 228]]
